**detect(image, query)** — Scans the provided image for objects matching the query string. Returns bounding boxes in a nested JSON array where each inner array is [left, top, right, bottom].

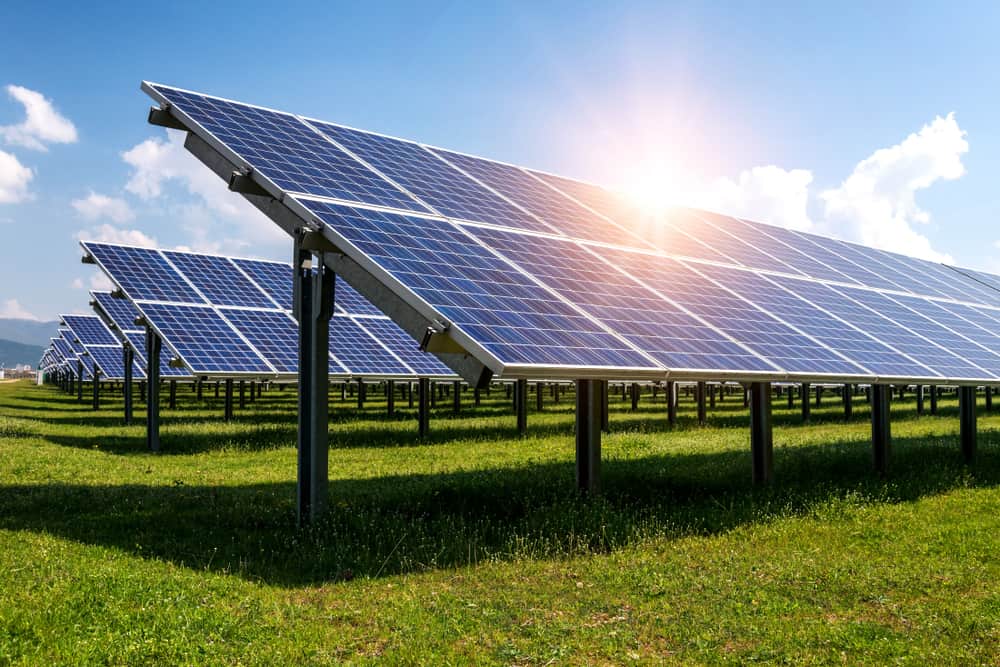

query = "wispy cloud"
[[0, 298, 39, 320], [71, 191, 135, 223], [0, 149, 33, 203], [0, 85, 78, 151]]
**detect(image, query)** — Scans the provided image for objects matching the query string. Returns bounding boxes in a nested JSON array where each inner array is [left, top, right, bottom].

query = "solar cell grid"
[[432, 148, 646, 246], [708, 216, 860, 284], [462, 225, 778, 372], [312, 122, 539, 230], [164, 251, 277, 308], [834, 242, 953, 299], [712, 268, 936, 378], [92, 291, 143, 332], [777, 230, 904, 291], [599, 247, 867, 375], [303, 198, 656, 369], [138, 303, 273, 374], [220, 308, 303, 374], [149, 84, 428, 212], [949, 266, 1000, 292], [232, 259, 293, 310], [812, 284, 985, 379], [84, 243, 204, 304], [354, 317, 454, 376], [330, 315, 411, 375], [677, 209, 807, 277], [888, 254, 1000, 307], [62, 315, 119, 346]]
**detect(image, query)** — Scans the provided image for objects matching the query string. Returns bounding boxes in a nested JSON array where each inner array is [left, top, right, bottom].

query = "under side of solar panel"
[[124, 331, 190, 378], [303, 198, 657, 370]]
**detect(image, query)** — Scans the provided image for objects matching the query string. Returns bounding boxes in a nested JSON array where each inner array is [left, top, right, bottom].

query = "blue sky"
[[1, 1, 999, 321]]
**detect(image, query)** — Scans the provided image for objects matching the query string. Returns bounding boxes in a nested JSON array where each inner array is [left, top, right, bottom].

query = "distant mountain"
[[0, 318, 59, 347], [0, 338, 44, 368]]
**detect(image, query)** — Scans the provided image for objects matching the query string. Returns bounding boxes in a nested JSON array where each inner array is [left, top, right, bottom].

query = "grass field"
[[1, 379, 998, 664]]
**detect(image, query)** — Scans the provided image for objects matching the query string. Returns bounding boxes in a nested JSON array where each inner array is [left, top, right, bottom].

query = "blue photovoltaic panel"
[[86, 345, 143, 380], [164, 251, 277, 308], [92, 291, 143, 332], [712, 268, 935, 378], [84, 242, 205, 304], [335, 280, 382, 317], [949, 266, 1000, 292], [232, 259, 293, 310], [932, 300, 1000, 335], [432, 148, 646, 246], [220, 308, 305, 374], [705, 216, 861, 285], [672, 209, 808, 277], [312, 121, 539, 230], [330, 315, 411, 375], [886, 294, 1000, 376], [66, 337, 95, 379], [52, 337, 73, 360], [888, 254, 1000, 307], [773, 229, 904, 291], [138, 303, 272, 374], [832, 242, 953, 299], [148, 84, 428, 213], [805, 283, 981, 378], [124, 331, 189, 378], [597, 247, 865, 375], [303, 198, 656, 369], [463, 225, 780, 372], [355, 317, 454, 376], [62, 314, 119, 346]]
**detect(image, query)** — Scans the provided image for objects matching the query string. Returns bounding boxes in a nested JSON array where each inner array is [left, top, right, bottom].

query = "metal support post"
[[666, 380, 676, 427], [146, 329, 161, 452], [516, 378, 528, 435], [224, 379, 234, 421], [387, 379, 395, 416], [749, 382, 773, 484], [418, 377, 430, 438], [871, 384, 891, 476], [959, 386, 977, 464], [123, 345, 133, 425], [801, 382, 811, 423], [576, 379, 601, 493], [697, 381, 707, 425]]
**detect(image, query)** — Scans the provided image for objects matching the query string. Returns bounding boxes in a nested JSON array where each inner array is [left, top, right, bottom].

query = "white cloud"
[[71, 191, 135, 223], [70, 278, 84, 289], [819, 113, 965, 262], [0, 85, 78, 151], [89, 272, 114, 291], [0, 149, 33, 203], [75, 223, 157, 248], [122, 129, 286, 249], [0, 298, 39, 320], [694, 166, 814, 232]]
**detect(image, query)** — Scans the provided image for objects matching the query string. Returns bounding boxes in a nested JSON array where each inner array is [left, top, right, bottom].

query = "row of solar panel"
[[145, 82, 1000, 311], [80, 242, 454, 378], [294, 199, 1000, 382]]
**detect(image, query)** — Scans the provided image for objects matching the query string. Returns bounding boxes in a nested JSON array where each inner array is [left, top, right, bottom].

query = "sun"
[[619, 160, 681, 216]]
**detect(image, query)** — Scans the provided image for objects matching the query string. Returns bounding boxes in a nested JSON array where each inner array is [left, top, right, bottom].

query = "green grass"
[[1, 379, 998, 664]]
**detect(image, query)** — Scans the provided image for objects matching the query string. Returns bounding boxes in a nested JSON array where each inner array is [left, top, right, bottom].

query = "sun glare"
[[619, 160, 681, 216]]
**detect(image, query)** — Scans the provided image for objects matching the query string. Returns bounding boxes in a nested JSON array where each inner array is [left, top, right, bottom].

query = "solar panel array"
[[140, 81, 1000, 384], [81, 242, 454, 379], [60, 314, 143, 381], [90, 290, 189, 379]]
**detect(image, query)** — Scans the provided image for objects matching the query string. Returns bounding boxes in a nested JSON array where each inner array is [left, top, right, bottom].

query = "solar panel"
[[304, 199, 657, 370], [231, 259, 294, 310], [353, 317, 454, 376], [138, 303, 274, 374], [312, 121, 539, 230], [124, 331, 189, 378], [462, 225, 781, 372], [61, 314, 119, 346], [147, 84, 429, 213], [948, 265, 1000, 292], [708, 267, 938, 378], [84, 243, 205, 304], [219, 308, 304, 374], [92, 291, 143, 332], [431, 148, 647, 246], [141, 81, 1000, 384], [163, 251, 277, 308]]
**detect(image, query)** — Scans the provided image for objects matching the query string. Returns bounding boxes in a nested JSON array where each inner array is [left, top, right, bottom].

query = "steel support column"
[[453, 380, 461, 414], [123, 345, 133, 425], [801, 382, 811, 423], [959, 386, 977, 464], [843, 383, 853, 420], [536, 382, 543, 412], [516, 378, 528, 436], [749, 381, 773, 485], [418, 377, 430, 438], [631, 382, 640, 411], [224, 379, 234, 421], [77, 360, 83, 402], [985, 386, 993, 412], [600, 380, 609, 432], [576, 378, 601, 493], [145, 329, 161, 452], [92, 366, 101, 411], [871, 384, 891, 476], [387, 379, 395, 416], [696, 381, 707, 425], [929, 385, 938, 414], [169, 379, 177, 409], [666, 380, 677, 427]]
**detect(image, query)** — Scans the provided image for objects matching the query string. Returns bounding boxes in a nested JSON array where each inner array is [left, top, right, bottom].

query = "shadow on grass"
[[1, 433, 997, 586]]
